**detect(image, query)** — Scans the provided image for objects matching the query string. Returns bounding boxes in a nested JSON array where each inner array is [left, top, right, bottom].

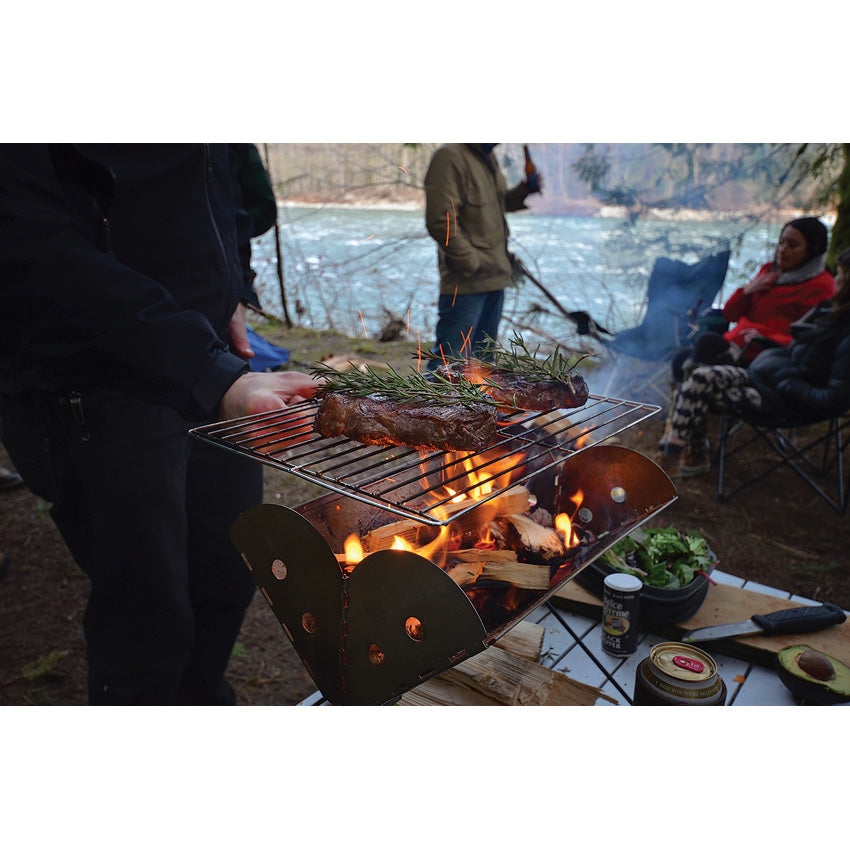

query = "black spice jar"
[[601, 572, 642, 657]]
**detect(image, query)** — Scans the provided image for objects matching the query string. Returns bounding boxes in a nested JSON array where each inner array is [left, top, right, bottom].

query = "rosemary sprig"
[[442, 332, 590, 383], [310, 362, 497, 408]]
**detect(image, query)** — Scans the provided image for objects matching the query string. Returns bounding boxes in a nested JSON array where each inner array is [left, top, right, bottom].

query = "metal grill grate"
[[190, 394, 659, 526]]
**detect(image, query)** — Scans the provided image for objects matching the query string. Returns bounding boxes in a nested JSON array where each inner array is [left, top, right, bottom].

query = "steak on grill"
[[436, 364, 589, 411], [314, 392, 498, 452]]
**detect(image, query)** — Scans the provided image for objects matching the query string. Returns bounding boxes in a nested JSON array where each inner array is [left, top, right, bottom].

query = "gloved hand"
[[525, 171, 543, 195]]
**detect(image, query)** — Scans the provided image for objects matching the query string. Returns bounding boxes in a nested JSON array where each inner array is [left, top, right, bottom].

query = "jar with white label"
[[601, 572, 642, 656]]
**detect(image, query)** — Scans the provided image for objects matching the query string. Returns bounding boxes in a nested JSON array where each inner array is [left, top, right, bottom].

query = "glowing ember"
[[474, 528, 498, 550]]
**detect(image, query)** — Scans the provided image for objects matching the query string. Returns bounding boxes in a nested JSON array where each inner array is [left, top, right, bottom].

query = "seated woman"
[[672, 217, 836, 382], [657, 247, 850, 478]]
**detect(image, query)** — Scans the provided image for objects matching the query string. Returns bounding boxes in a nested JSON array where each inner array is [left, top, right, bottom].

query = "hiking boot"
[[652, 444, 711, 478], [679, 446, 711, 477]]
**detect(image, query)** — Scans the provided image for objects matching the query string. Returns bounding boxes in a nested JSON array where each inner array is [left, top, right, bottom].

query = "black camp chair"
[[715, 408, 850, 514], [603, 249, 731, 404]]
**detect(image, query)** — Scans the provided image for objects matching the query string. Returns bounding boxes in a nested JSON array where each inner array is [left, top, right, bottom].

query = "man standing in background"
[[424, 143, 542, 367]]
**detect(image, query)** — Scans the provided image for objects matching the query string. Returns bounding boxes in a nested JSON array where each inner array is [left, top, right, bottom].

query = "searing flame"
[[392, 536, 413, 551], [555, 489, 584, 548], [474, 527, 498, 550], [344, 533, 364, 565], [554, 512, 578, 548]]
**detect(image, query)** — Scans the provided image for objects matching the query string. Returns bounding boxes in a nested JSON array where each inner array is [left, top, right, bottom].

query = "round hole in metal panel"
[[610, 486, 626, 504], [271, 559, 288, 580], [301, 612, 318, 634], [368, 644, 385, 665], [405, 617, 424, 641]]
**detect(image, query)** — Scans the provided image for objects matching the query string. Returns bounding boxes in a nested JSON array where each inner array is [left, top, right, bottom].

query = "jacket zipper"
[[203, 143, 229, 269]]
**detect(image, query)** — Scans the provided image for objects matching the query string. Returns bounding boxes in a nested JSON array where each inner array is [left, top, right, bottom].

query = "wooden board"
[[553, 579, 850, 667]]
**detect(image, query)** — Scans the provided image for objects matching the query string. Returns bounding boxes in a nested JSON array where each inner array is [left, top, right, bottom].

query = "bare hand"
[[219, 371, 322, 420], [738, 327, 761, 343], [227, 303, 254, 360]]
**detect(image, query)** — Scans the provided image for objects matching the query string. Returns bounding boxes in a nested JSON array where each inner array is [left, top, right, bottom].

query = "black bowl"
[[576, 557, 714, 626]]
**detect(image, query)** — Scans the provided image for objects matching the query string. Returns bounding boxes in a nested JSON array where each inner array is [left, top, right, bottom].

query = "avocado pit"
[[797, 649, 835, 682]]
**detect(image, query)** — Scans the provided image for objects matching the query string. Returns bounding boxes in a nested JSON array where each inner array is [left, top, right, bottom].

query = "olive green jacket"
[[424, 144, 528, 296]]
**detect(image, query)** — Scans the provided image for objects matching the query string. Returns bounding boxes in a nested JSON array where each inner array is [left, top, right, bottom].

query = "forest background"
[[262, 143, 847, 237]]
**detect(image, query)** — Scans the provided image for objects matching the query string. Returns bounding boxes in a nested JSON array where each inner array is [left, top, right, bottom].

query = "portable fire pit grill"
[[191, 393, 677, 705]]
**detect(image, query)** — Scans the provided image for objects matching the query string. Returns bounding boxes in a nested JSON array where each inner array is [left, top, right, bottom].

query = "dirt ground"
[[1, 323, 848, 706]]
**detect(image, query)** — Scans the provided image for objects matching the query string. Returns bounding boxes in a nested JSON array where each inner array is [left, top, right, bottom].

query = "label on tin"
[[633, 642, 727, 705], [673, 654, 705, 674], [601, 572, 642, 657]]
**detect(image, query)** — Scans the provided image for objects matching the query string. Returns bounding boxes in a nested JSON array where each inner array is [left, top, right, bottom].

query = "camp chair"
[[603, 249, 731, 404], [715, 408, 850, 514]]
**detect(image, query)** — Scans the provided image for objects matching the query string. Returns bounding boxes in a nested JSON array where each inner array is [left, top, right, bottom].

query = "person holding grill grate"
[[0, 144, 320, 705]]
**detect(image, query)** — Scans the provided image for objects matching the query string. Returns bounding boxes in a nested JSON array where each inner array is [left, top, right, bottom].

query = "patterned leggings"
[[669, 364, 763, 448]]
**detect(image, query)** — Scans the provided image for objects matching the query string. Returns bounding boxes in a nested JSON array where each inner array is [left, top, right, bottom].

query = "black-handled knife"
[[681, 603, 847, 644]]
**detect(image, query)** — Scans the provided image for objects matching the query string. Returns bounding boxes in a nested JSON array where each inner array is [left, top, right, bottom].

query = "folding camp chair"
[[603, 249, 731, 405], [715, 409, 850, 514]]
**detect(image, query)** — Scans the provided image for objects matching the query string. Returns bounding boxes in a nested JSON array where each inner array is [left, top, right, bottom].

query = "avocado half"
[[776, 644, 850, 705]]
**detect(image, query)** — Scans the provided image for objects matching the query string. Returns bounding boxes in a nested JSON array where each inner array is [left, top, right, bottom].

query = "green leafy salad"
[[599, 526, 715, 589]]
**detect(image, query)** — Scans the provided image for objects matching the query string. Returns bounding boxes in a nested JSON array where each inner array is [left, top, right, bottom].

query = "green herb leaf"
[[601, 527, 713, 589]]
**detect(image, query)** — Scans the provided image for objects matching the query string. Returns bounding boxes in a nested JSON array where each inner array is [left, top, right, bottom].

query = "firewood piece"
[[398, 645, 616, 706], [493, 619, 545, 662], [360, 518, 433, 552], [445, 549, 549, 590], [494, 513, 565, 561], [443, 561, 482, 588]]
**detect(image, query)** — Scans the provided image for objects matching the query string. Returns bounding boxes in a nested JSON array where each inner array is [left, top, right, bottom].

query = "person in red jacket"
[[673, 217, 835, 382]]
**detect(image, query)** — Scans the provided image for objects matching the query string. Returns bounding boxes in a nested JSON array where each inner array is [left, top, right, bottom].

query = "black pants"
[[1, 387, 262, 705]]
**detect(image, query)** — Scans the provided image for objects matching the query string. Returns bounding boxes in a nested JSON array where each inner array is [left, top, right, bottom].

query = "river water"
[[249, 204, 787, 349]]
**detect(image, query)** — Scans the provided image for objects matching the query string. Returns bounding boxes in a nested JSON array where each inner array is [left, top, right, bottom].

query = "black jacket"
[[747, 302, 850, 420], [0, 143, 255, 420]]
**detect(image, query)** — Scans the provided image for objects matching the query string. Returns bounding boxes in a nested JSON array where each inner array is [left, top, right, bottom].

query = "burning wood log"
[[445, 550, 550, 590], [492, 513, 566, 562]]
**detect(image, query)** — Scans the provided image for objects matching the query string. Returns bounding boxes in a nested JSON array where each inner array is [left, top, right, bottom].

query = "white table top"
[[530, 569, 844, 706], [299, 569, 849, 706]]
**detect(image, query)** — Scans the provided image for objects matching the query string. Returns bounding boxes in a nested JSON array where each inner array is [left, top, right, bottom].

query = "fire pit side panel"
[[231, 504, 347, 704], [344, 550, 488, 705]]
